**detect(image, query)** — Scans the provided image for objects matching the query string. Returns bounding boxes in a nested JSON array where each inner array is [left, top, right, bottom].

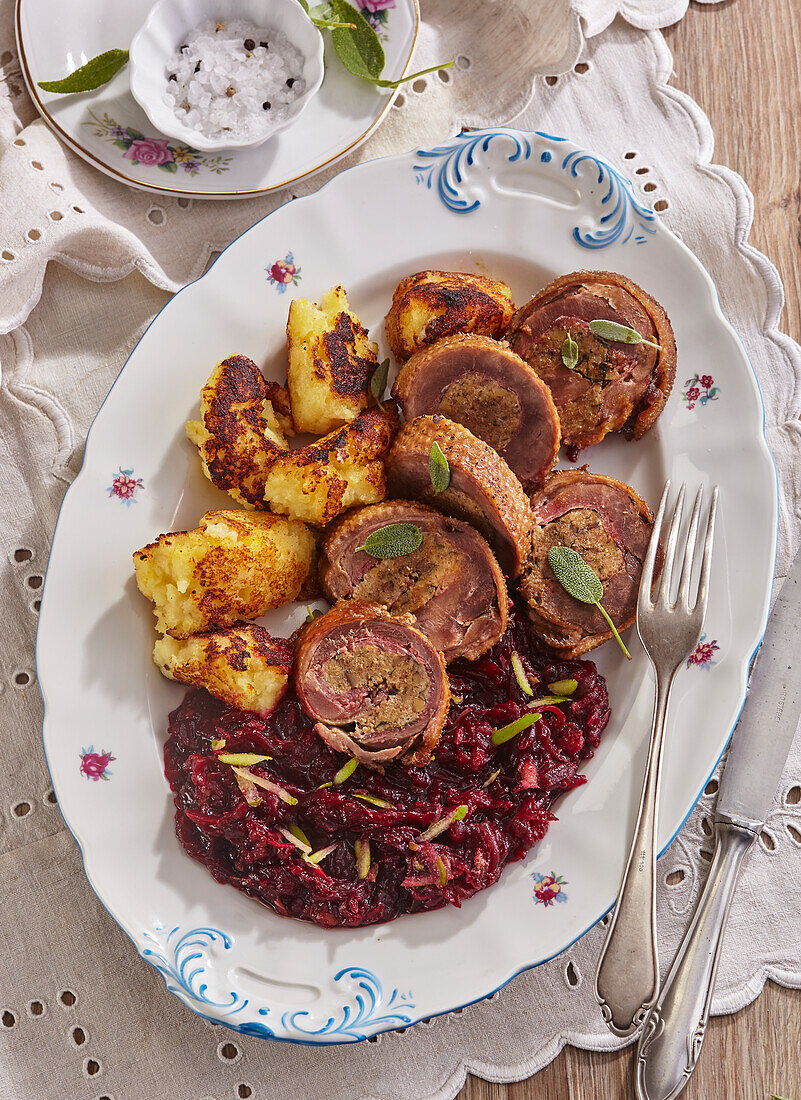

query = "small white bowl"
[[129, 0, 325, 153]]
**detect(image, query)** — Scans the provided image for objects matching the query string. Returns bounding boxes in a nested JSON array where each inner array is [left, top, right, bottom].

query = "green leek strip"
[[409, 804, 468, 849], [511, 651, 533, 696], [317, 781, 333, 790], [334, 758, 359, 785], [289, 824, 312, 850], [279, 827, 312, 854], [491, 712, 541, 747], [231, 766, 297, 805], [218, 752, 271, 766], [435, 856, 448, 885], [355, 838, 371, 880], [233, 769, 262, 807], [527, 695, 571, 707], [304, 842, 338, 866], [352, 792, 394, 809], [210, 738, 226, 750], [547, 678, 578, 696], [482, 768, 501, 788]]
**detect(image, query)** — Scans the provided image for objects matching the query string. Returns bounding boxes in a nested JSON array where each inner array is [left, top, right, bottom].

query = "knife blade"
[[636, 545, 801, 1100], [715, 547, 801, 832]]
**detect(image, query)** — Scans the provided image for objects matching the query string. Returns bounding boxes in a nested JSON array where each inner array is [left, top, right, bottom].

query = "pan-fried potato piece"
[[263, 404, 399, 527], [153, 623, 293, 715], [186, 354, 294, 508], [385, 270, 515, 363], [134, 510, 316, 637], [286, 285, 379, 435]]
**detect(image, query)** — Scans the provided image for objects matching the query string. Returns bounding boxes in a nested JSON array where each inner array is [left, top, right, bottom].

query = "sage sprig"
[[429, 441, 451, 494], [356, 522, 422, 559], [547, 545, 632, 659], [561, 332, 579, 371], [370, 357, 390, 402], [312, 0, 453, 88], [38, 49, 129, 94], [588, 319, 660, 351]]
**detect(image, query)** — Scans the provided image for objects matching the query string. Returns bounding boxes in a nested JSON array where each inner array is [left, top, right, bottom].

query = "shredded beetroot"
[[164, 601, 610, 928]]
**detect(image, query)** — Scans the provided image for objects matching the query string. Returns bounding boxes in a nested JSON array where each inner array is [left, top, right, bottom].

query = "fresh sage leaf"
[[588, 319, 660, 351], [329, 0, 385, 80], [429, 441, 451, 494], [547, 545, 632, 659], [307, 1, 356, 29], [38, 49, 129, 94], [491, 711, 541, 746], [356, 522, 422, 559], [561, 332, 579, 371], [370, 357, 390, 401]]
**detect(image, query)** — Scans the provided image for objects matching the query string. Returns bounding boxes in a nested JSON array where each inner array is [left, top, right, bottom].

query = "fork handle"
[[635, 821, 756, 1100], [594, 667, 675, 1036]]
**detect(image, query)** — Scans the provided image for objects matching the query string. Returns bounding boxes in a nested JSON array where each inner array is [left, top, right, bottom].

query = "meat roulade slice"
[[505, 270, 677, 451], [392, 334, 560, 487], [386, 415, 533, 575], [520, 468, 660, 658], [294, 600, 450, 767], [320, 500, 508, 662]]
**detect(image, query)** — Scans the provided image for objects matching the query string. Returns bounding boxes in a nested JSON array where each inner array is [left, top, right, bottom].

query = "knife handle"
[[635, 821, 757, 1100]]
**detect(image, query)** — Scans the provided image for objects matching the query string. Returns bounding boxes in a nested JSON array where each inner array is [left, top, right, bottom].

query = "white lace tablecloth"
[[1, 3, 800, 1098]]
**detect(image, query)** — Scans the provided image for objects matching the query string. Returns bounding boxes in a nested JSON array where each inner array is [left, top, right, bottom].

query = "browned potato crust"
[[133, 510, 316, 637], [287, 286, 378, 434], [186, 354, 293, 508], [153, 624, 293, 714], [385, 270, 515, 363], [263, 403, 400, 527]]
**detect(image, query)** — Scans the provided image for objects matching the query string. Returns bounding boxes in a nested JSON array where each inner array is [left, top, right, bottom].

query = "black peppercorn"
[[179, 43, 188, 52], [243, 38, 255, 50], [194, 61, 201, 73], [260, 40, 269, 48], [168, 73, 177, 81], [286, 77, 296, 88], [262, 100, 271, 110]]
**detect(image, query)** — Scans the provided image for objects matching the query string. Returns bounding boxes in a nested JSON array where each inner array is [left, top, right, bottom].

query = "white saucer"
[[16, 0, 419, 199]]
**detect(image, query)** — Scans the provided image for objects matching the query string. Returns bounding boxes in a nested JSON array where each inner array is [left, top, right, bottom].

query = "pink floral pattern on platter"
[[266, 252, 301, 292], [79, 746, 116, 782], [83, 111, 232, 176], [108, 467, 144, 505], [359, 0, 394, 38], [682, 373, 719, 410], [532, 871, 568, 906], [686, 634, 720, 669]]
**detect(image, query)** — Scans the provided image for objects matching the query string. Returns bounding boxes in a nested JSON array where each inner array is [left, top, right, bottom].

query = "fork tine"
[[638, 479, 670, 615], [693, 485, 718, 613], [676, 485, 704, 609], [656, 483, 686, 605]]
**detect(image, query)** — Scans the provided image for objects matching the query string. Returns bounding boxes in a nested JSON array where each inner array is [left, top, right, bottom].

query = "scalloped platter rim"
[[37, 128, 777, 1042]]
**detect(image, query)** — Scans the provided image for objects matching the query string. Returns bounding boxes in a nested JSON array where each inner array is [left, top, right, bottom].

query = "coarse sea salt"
[[164, 18, 306, 142]]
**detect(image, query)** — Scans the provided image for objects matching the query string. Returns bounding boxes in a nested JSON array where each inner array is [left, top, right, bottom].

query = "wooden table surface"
[[459, 2, 801, 1098]]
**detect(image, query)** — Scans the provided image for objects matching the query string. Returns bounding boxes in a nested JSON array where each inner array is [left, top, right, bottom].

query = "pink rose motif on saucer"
[[686, 634, 720, 669], [124, 137, 174, 168], [266, 252, 302, 293], [83, 112, 232, 177], [359, 0, 394, 37], [79, 746, 116, 782], [532, 871, 568, 906], [682, 372, 719, 411], [108, 467, 144, 505]]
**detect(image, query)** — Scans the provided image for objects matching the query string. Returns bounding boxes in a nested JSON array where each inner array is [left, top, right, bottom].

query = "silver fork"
[[594, 480, 718, 1037]]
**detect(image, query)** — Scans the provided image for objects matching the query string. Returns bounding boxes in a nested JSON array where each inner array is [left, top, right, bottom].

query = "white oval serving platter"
[[16, 0, 418, 198], [37, 128, 777, 1042]]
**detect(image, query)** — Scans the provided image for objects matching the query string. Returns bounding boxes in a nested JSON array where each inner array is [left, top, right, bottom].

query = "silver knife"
[[636, 546, 801, 1100]]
